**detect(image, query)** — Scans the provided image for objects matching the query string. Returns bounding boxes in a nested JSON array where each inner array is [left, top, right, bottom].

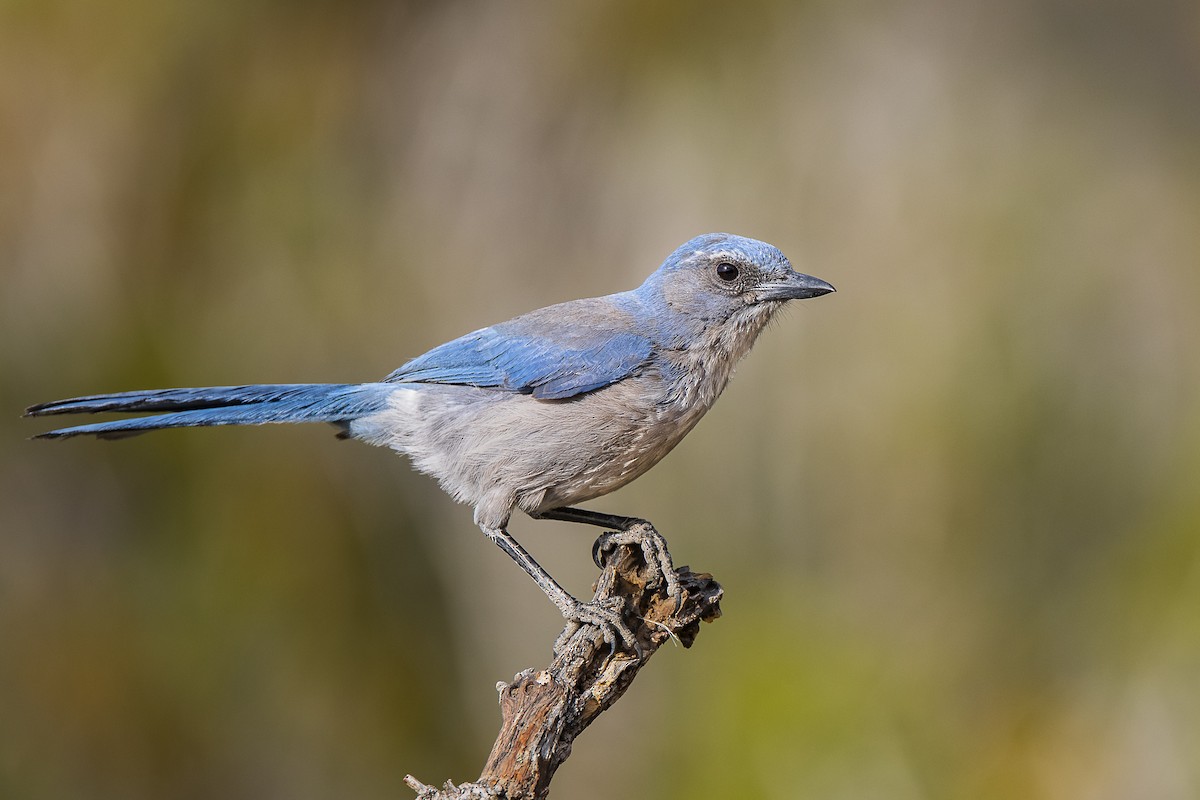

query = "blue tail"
[[26, 383, 394, 440]]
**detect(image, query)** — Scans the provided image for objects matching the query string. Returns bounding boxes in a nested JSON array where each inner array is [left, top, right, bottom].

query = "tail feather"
[[26, 384, 354, 416], [26, 383, 394, 440]]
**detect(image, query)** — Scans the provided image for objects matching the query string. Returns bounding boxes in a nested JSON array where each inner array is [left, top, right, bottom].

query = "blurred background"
[[3, 0, 1199, 798]]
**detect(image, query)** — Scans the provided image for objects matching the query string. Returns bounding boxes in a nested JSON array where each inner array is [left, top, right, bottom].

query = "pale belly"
[[352, 375, 716, 528], [525, 398, 704, 514]]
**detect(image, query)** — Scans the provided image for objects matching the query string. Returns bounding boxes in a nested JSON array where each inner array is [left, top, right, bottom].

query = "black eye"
[[716, 262, 739, 282]]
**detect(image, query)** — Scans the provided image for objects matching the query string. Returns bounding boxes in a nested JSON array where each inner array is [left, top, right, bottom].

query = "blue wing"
[[384, 298, 654, 400]]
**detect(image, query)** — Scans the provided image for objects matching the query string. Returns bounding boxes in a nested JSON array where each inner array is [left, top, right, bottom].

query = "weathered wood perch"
[[404, 538, 723, 800]]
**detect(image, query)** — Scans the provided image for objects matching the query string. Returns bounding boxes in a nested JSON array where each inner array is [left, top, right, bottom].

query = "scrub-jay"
[[28, 233, 834, 649]]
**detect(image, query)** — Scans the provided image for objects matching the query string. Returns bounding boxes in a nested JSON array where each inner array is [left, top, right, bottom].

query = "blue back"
[[385, 233, 789, 400]]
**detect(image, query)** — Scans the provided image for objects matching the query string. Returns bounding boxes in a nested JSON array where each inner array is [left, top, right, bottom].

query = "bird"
[[27, 233, 835, 651]]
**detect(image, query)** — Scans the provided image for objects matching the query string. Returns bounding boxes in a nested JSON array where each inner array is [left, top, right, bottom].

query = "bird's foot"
[[591, 522, 684, 612], [554, 595, 641, 658]]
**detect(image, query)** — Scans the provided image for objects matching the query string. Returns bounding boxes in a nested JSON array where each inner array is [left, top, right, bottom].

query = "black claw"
[[591, 535, 610, 569]]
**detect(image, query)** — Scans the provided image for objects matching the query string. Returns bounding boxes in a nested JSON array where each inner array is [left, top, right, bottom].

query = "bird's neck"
[[658, 302, 780, 412]]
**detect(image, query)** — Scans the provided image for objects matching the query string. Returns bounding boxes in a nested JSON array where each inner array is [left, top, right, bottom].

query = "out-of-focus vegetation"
[[3, 1, 1198, 798]]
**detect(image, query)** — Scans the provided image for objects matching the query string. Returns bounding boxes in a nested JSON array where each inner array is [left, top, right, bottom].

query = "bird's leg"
[[536, 507, 683, 610], [480, 525, 639, 655]]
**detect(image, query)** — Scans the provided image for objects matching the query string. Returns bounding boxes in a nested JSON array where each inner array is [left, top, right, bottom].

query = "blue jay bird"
[[28, 233, 834, 650]]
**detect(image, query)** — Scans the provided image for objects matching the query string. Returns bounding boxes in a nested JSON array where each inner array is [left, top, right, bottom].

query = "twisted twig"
[[405, 538, 723, 799]]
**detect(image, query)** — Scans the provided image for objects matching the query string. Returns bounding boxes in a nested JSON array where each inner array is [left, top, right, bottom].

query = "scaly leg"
[[536, 507, 683, 608], [480, 524, 638, 653]]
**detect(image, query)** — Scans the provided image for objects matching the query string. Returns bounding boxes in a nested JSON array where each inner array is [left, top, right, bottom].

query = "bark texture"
[[404, 539, 723, 799]]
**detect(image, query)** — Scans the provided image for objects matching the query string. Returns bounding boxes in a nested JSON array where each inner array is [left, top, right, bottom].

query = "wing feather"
[[385, 298, 653, 400]]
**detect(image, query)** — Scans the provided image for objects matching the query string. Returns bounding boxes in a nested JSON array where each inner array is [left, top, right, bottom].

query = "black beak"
[[758, 272, 836, 301]]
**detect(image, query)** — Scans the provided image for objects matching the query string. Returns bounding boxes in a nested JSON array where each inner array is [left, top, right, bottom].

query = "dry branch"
[[405, 539, 723, 800]]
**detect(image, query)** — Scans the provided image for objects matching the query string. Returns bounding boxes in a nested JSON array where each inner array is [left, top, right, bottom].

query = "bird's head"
[[636, 233, 835, 332]]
